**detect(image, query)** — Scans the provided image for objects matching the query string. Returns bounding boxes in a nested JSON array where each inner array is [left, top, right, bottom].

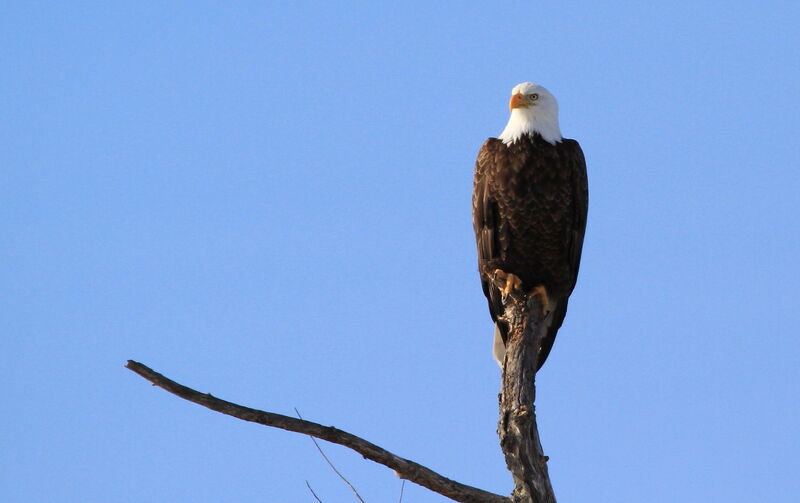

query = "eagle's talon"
[[493, 269, 522, 299], [529, 285, 550, 316], [505, 275, 522, 297]]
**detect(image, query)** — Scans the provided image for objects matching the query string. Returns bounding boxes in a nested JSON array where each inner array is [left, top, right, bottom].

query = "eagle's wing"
[[472, 139, 507, 337], [565, 139, 589, 293], [536, 139, 589, 369]]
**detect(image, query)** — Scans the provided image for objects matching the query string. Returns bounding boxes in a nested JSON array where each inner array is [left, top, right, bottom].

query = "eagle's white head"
[[498, 82, 562, 145]]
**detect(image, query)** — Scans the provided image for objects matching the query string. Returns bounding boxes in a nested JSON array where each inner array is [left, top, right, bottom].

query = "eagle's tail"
[[491, 299, 566, 370], [492, 324, 506, 366]]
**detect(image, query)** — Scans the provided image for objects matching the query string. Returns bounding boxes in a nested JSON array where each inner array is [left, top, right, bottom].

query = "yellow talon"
[[529, 285, 550, 316], [493, 269, 522, 298]]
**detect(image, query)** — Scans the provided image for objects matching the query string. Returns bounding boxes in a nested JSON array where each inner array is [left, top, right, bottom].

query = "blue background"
[[2, 2, 799, 502]]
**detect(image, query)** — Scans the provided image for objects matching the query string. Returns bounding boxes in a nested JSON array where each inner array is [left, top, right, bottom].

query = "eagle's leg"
[[493, 269, 523, 299], [528, 285, 550, 316]]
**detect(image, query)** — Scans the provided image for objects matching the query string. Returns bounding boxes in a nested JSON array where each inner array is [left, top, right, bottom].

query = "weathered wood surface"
[[495, 282, 557, 503]]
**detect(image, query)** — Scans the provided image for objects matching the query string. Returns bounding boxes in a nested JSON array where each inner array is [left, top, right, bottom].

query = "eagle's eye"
[[530, 93, 539, 101]]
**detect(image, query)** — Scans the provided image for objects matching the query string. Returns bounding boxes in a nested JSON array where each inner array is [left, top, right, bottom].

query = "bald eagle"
[[472, 82, 588, 369]]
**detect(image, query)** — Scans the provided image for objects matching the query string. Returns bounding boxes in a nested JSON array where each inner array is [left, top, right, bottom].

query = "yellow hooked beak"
[[509, 92, 532, 111]]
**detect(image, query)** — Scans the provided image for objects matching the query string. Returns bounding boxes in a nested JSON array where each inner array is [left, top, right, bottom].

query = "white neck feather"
[[498, 107, 562, 145]]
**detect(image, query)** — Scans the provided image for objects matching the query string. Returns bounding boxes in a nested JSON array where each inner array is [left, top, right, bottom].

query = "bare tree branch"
[[126, 266, 558, 503], [490, 272, 557, 503], [305, 480, 324, 503], [125, 360, 509, 503], [295, 408, 366, 503]]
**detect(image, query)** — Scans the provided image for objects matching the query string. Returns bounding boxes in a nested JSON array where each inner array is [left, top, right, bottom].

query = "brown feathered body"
[[472, 133, 588, 369]]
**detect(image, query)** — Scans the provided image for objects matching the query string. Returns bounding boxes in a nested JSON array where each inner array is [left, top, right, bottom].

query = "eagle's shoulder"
[[476, 137, 504, 164], [475, 137, 509, 181], [480, 137, 504, 150], [556, 138, 585, 161]]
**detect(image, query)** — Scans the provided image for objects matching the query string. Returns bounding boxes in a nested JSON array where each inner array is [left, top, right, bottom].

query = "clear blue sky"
[[2, 2, 799, 502]]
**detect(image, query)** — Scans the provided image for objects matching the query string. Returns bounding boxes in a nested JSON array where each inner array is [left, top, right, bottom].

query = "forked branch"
[[125, 360, 508, 503], [126, 266, 557, 503]]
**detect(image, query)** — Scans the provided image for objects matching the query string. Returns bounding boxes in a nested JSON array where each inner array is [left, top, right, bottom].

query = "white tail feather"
[[490, 300, 559, 369], [492, 324, 506, 367]]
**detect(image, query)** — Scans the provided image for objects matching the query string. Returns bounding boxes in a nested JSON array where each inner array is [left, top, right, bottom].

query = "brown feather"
[[472, 133, 588, 370]]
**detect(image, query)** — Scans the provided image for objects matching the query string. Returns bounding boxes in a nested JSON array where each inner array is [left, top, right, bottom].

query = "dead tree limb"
[[491, 272, 557, 503], [126, 270, 558, 502], [125, 360, 509, 503]]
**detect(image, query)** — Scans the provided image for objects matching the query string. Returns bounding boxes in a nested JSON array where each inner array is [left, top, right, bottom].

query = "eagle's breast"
[[488, 135, 576, 300]]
